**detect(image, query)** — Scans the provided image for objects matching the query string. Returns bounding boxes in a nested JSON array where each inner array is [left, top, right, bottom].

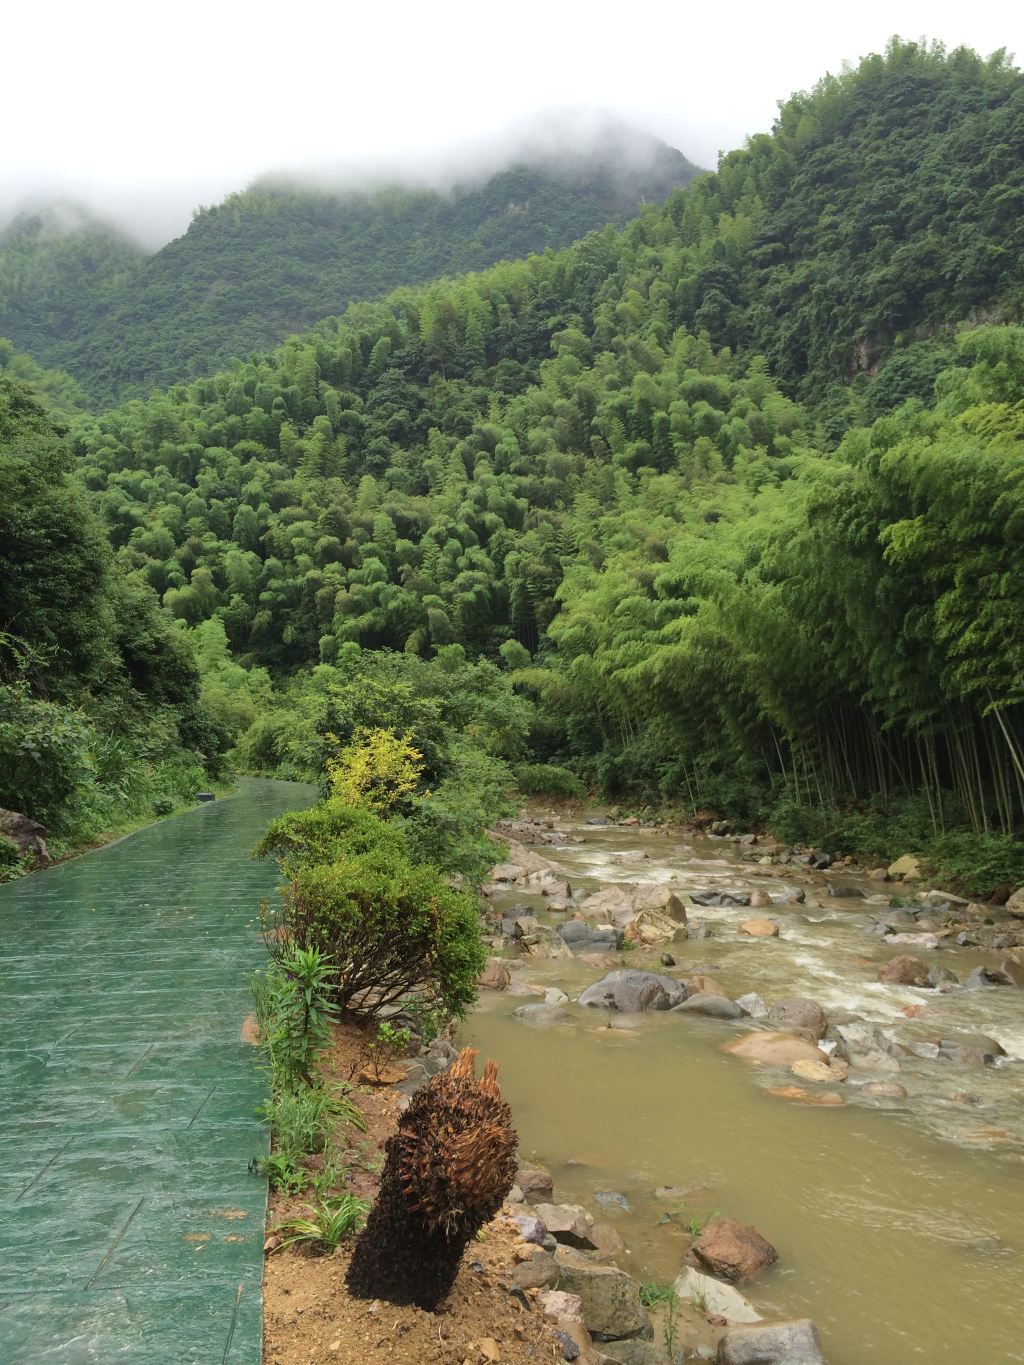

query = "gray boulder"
[[535, 1203, 597, 1249], [717, 1319, 826, 1364], [767, 997, 828, 1040], [937, 1033, 1006, 1067], [672, 992, 744, 1020], [736, 992, 769, 1019], [578, 970, 686, 1012], [555, 1261, 652, 1341], [691, 889, 751, 907], [559, 920, 623, 950]]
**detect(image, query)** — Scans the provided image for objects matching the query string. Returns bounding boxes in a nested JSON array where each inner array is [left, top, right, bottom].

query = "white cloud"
[[3, 0, 1019, 243]]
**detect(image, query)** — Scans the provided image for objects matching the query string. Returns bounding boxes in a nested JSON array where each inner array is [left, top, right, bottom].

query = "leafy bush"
[[281, 854, 485, 1017], [514, 762, 585, 801], [326, 726, 424, 813], [254, 798, 408, 874], [0, 684, 96, 828], [922, 833, 1024, 898]]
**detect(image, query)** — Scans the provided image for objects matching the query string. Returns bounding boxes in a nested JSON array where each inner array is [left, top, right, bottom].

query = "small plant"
[[639, 1281, 675, 1309], [265, 945, 339, 1087], [261, 1150, 306, 1195], [691, 1289, 709, 1315], [310, 1149, 350, 1200], [275, 1195, 369, 1253], [366, 1021, 411, 1081]]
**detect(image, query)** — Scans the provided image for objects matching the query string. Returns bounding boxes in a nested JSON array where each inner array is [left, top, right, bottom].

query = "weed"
[[691, 1290, 708, 1314], [639, 1281, 675, 1309], [274, 1195, 368, 1253], [349, 1019, 411, 1082], [261, 1151, 306, 1195]]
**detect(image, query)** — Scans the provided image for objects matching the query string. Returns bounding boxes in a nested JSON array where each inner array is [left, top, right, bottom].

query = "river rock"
[[492, 862, 526, 883], [536, 1203, 598, 1249], [925, 965, 959, 988], [748, 889, 773, 909], [689, 1217, 778, 1283], [518, 1165, 554, 1199], [674, 1268, 762, 1323], [769, 1086, 844, 1106], [716, 1319, 826, 1364], [555, 1262, 652, 1341], [808, 849, 833, 870], [739, 919, 780, 937], [937, 1033, 1006, 1067], [686, 973, 729, 997], [790, 1059, 836, 1084], [559, 920, 623, 950], [965, 966, 1000, 989], [514, 1003, 572, 1026], [878, 955, 929, 986], [888, 854, 923, 879], [692, 890, 751, 908], [579, 970, 687, 1013], [594, 1190, 632, 1214], [861, 1080, 908, 1100], [543, 879, 574, 900], [997, 957, 1024, 987], [0, 809, 51, 865], [767, 997, 828, 1040], [580, 884, 688, 928], [540, 1289, 586, 1323], [598, 1342, 670, 1365], [1005, 887, 1024, 918], [624, 908, 688, 947], [723, 1032, 824, 1067], [735, 993, 768, 1018], [515, 1213, 549, 1245], [672, 992, 744, 1020], [590, 1222, 627, 1260], [510, 1250, 559, 1290], [479, 957, 511, 990], [886, 932, 940, 949]]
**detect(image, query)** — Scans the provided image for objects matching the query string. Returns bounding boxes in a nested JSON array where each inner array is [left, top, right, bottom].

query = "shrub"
[[254, 798, 408, 874], [922, 832, 1024, 898], [281, 854, 485, 1017], [513, 762, 586, 801], [0, 683, 95, 828], [326, 726, 424, 813]]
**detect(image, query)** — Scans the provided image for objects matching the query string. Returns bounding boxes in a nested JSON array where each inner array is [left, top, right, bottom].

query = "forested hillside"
[[0, 376, 224, 868], [6, 39, 1024, 882], [0, 130, 698, 406]]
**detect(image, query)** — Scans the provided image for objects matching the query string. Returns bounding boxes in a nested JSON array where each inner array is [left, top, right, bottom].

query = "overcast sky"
[[4, 0, 1019, 245]]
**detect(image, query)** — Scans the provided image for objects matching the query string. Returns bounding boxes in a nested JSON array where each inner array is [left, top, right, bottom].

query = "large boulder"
[[578, 970, 686, 1013], [623, 908, 687, 947], [689, 1217, 778, 1283], [1005, 887, 1024, 919], [937, 1033, 1006, 1067], [514, 1003, 572, 1027], [767, 997, 828, 1040], [717, 1320, 826, 1365], [0, 808, 50, 865], [478, 957, 511, 990], [558, 919, 623, 950], [517, 1164, 554, 1200], [878, 955, 929, 986], [556, 1261, 652, 1341], [887, 854, 923, 880], [692, 889, 751, 908], [579, 884, 687, 928], [535, 1203, 598, 1249], [723, 1031, 823, 1067], [739, 919, 780, 937], [672, 992, 744, 1020]]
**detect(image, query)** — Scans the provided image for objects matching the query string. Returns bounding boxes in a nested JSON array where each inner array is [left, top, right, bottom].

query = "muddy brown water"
[[462, 820, 1024, 1364]]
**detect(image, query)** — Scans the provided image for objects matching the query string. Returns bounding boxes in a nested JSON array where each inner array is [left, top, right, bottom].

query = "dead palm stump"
[[346, 1047, 518, 1310]]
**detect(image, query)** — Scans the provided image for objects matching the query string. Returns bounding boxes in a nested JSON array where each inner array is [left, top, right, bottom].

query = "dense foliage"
[[0, 132, 698, 406], [0, 376, 219, 860]]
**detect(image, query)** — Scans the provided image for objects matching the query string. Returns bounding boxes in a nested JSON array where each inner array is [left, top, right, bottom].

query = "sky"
[[4, 0, 1020, 245]]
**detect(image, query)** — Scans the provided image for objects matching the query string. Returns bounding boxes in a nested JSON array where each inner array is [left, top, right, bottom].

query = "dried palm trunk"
[[346, 1048, 518, 1310]]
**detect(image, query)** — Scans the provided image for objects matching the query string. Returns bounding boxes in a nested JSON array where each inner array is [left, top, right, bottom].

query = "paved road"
[[0, 780, 312, 1362]]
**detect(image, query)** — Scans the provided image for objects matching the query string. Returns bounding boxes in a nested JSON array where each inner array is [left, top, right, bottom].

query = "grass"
[[639, 1281, 676, 1309], [273, 1195, 368, 1253]]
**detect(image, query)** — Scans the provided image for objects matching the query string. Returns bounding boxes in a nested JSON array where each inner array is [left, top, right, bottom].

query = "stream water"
[[462, 819, 1024, 1364]]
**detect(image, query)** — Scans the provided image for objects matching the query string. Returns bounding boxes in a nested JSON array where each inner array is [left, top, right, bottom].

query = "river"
[[463, 817, 1024, 1364]]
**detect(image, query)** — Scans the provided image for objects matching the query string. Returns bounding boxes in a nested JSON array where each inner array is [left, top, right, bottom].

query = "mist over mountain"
[[0, 116, 701, 406]]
